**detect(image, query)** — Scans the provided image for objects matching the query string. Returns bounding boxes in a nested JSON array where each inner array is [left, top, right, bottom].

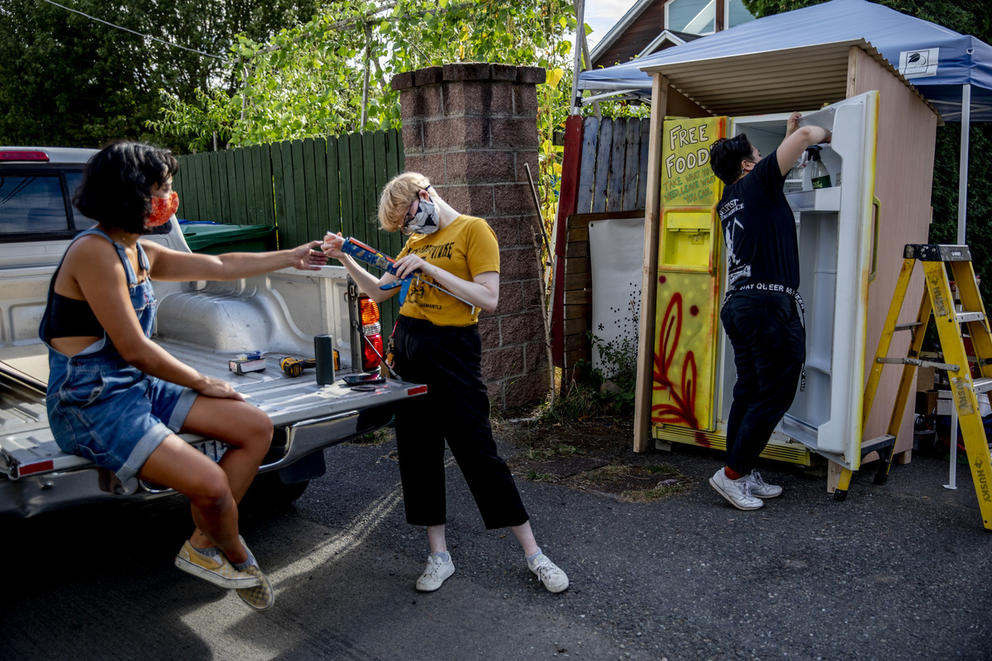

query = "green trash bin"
[[180, 222, 276, 255]]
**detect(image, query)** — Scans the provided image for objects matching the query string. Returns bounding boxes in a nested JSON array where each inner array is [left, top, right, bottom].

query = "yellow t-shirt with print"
[[396, 214, 499, 327]]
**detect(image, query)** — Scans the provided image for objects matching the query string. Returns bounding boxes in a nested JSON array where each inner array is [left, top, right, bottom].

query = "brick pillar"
[[391, 63, 548, 409]]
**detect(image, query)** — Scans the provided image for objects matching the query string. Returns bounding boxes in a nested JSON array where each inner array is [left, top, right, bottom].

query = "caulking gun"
[[338, 237, 476, 313]]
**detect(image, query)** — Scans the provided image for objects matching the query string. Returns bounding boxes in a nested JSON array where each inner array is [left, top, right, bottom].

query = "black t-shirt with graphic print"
[[717, 153, 799, 292]]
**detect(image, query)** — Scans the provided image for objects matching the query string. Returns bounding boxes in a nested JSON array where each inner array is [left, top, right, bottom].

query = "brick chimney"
[[391, 63, 549, 409]]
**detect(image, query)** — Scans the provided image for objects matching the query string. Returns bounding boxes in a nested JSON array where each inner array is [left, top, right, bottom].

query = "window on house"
[[727, 0, 755, 28], [666, 0, 715, 35]]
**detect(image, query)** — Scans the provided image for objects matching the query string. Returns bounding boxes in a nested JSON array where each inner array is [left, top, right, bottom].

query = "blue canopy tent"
[[577, 0, 992, 241]]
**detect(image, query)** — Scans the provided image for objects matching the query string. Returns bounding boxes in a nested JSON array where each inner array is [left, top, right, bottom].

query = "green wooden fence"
[[172, 129, 405, 336]]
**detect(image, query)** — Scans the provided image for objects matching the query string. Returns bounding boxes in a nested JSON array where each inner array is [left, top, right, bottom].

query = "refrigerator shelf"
[[786, 186, 841, 212]]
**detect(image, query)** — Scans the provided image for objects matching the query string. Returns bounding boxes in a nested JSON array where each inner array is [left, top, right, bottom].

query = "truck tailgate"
[[0, 341, 425, 480], [158, 340, 426, 426]]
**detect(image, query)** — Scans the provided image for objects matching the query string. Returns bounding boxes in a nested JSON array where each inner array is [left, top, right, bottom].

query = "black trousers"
[[720, 291, 805, 474], [392, 315, 528, 529]]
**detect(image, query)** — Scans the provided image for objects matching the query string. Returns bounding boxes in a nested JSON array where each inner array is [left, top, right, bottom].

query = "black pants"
[[720, 291, 805, 474], [392, 315, 528, 529]]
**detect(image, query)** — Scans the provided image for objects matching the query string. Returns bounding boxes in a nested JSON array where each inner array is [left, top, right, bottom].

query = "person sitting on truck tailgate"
[[40, 141, 327, 610], [706, 113, 832, 511], [322, 172, 569, 594]]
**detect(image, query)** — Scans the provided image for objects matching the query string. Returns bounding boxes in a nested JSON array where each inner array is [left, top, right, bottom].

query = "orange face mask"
[[146, 191, 179, 228]]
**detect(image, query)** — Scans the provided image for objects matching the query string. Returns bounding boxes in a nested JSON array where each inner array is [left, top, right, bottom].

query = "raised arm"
[[143, 239, 327, 282], [777, 112, 832, 176], [321, 232, 401, 304]]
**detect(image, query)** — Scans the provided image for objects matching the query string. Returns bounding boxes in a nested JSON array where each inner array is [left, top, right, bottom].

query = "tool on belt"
[[339, 237, 476, 313]]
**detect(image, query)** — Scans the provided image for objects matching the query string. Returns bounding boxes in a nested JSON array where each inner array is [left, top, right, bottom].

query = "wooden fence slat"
[[384, 130, 404, 258], [272, 142, 289, 245], [181, 156, 195, 221], [226, 149, 239, 222], [592, 119, 614, 214], [372, 130, 387, 239], [231, 148, 247, 223], [290, 140, 307, 247], [576, 116, 600, 213], [174, 158, 189, 220], [623, 118, 642, 211], [188, 155, 203, 222], [637, 118, 651, 209], [260, 144, 275, 229], [607, 118, 626, 213], [301, 138, 318, 241], [219, 150, 233, 222], [247, 145, 263, 225], [370, 130, 398, 331], [337, 135, 355, 242], [313, 138, 329, 237], [202, 153, 216, 222], [240, 147, 256, 224], [326, 136, 341, 235], [365, 132, 378, 246], [348, 133, 368, 247], [362, 132, 378, 250], [215, 151, 229, 221], [210, 152, 222, 221], [281, 140, 300, 245]]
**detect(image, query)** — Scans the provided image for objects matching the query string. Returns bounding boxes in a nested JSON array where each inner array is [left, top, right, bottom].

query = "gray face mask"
[[403, 196, 440, 235]]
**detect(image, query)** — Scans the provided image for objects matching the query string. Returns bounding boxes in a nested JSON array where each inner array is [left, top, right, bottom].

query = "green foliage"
[[742, 0, 992, 298], [0, 0, 317, 150], [150, 0, 577, 150]]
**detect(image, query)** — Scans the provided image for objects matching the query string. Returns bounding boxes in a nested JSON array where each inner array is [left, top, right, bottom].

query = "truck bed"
[[0, 339, 423, 496]]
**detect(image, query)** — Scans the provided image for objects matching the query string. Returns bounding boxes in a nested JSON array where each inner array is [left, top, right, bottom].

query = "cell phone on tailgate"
[[343, 372, 385, 386]]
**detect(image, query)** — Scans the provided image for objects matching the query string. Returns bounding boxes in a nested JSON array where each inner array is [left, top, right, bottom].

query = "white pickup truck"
[[0, 147, 425, 517]]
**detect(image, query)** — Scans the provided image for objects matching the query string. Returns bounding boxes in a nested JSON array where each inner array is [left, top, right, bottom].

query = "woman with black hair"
[[41, 141, 326, 610]]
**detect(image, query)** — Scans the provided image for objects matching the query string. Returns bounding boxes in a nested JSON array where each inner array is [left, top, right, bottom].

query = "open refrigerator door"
[[729, 91, 880, 470]]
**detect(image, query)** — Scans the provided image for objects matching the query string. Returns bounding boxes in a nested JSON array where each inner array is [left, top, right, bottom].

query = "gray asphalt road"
[[2, 433, 990, 660]]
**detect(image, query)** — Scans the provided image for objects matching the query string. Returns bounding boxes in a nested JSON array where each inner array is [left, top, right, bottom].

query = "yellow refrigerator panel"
[[652, 116, 725, 433]]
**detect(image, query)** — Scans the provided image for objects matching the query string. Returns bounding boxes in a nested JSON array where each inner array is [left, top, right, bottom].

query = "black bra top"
[[42, 291, 105, 340], [39, 229, 150, 343]]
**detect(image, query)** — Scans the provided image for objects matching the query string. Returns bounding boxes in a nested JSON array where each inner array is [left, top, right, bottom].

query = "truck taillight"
[[362, 334, 384, 371], [359, 297, 381, 335], [359, 296, 382, 370], [0, 150, 48, 162]]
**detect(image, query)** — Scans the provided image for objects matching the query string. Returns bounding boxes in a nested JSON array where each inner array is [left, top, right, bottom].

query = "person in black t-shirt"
[[707, 113, 832, 510]]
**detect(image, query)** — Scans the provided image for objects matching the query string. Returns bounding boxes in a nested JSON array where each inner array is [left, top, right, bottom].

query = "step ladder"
[[837, 244, 992, 530]]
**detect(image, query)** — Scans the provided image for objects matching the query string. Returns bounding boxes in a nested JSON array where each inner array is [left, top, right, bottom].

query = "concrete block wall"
[[391, 63, 549, 409]]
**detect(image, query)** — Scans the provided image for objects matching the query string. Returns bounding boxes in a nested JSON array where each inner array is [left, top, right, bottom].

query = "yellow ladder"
[[838, 244, 992, 529]]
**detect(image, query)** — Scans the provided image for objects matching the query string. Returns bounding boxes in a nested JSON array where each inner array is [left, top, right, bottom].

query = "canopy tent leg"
[[946, 83, 971, 491], [957, 83, 971, 243]]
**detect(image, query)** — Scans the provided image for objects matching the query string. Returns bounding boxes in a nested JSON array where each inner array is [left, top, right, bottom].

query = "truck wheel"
[[244, 471, 310, 507]]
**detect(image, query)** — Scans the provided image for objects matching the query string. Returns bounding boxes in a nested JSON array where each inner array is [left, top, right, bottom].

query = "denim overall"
[[42, 228, 197, 483]]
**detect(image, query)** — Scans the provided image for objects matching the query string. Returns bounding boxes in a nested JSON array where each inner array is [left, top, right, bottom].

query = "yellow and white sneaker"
[[174, 540, 261, 589], [234, 537, 275, 610], [236, 565, 275, 610]]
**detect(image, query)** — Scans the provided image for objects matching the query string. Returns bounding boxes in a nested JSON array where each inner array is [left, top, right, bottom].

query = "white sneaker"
[[747, 470, 782, 499], [709, 468, 763, 510], [415, 553, 454, 592], [528, 553, 569, 593]]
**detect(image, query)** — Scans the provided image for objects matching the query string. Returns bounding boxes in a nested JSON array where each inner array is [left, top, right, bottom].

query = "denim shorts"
[[46, 355, 198, 483]]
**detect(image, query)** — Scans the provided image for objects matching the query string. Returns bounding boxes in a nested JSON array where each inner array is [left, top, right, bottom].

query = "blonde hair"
[[378, 172, 431, 231]]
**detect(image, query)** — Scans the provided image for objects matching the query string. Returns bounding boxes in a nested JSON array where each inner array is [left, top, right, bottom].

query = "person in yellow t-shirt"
[[322, 172, 568, 594]]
